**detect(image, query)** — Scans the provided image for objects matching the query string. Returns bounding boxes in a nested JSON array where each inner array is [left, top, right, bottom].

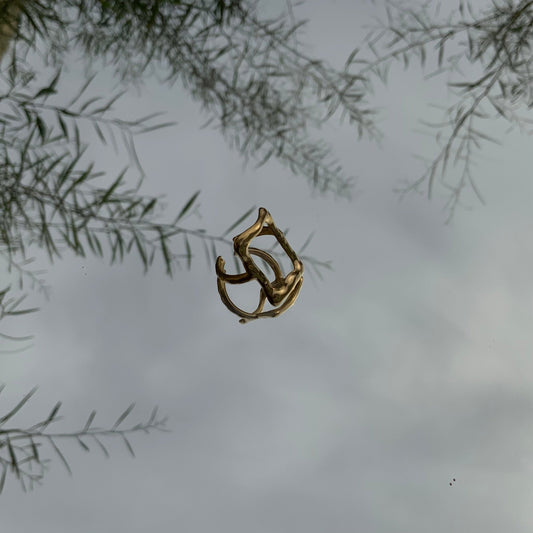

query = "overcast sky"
[[3, 1, 533, 531]]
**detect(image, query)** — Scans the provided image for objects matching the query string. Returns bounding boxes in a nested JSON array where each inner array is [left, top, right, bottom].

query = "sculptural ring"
[[216, 207, 304, 323]]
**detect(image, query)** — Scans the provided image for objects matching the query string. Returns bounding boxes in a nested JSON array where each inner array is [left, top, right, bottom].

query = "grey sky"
[[2, 0, 533, 531]]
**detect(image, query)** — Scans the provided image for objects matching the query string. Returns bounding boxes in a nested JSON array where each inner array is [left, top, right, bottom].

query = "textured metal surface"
[[216, 207, 304, 323]]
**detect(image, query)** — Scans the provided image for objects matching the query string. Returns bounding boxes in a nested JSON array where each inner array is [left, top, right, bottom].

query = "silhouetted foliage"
[[0, 0, 348, 491], [0, 385, 167, 493], [356, 0, 533, 219]]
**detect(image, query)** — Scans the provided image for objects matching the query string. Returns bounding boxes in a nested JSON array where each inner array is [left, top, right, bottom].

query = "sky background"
[[2, 0, 533, 531]]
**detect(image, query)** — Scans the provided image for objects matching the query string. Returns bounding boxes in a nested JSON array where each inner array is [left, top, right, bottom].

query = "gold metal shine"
[[216, 207, 304, 323]]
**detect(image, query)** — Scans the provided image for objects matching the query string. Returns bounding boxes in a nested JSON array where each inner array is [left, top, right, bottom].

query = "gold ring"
[[216, 208, 304, 323]]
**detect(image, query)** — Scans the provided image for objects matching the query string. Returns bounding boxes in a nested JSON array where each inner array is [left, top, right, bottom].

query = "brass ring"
[[216, 208, 304, 323]]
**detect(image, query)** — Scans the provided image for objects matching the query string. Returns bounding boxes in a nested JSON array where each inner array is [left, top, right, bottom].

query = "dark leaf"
[[77, 437, 90, 452], [83, 410, 96, 432], [122, 435, 135, 457], [6, 437, 18, 476], [0, 387, 38, 426], [298, 231, 315, 254], [113, 403, 135, 430], [0, 465, 7, 494], [175, 190, 200, 223], [184, 234, 192, 270], [222, 206, 256, 237], [47, 436, 72, 475], [92, 436, 109, 458]]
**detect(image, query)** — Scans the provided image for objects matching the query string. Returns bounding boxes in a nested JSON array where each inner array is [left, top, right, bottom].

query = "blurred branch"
[[4, 0, 380, 197], [0, 386, 168, 493], [352, 0, 533, 219]]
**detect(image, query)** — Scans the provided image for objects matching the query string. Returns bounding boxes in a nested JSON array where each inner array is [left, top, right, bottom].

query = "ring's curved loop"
[[216, 207, 304, 323], [216, 247, 283, 285], [233, 208, 303, 306], [216, 248, 284, 323]]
